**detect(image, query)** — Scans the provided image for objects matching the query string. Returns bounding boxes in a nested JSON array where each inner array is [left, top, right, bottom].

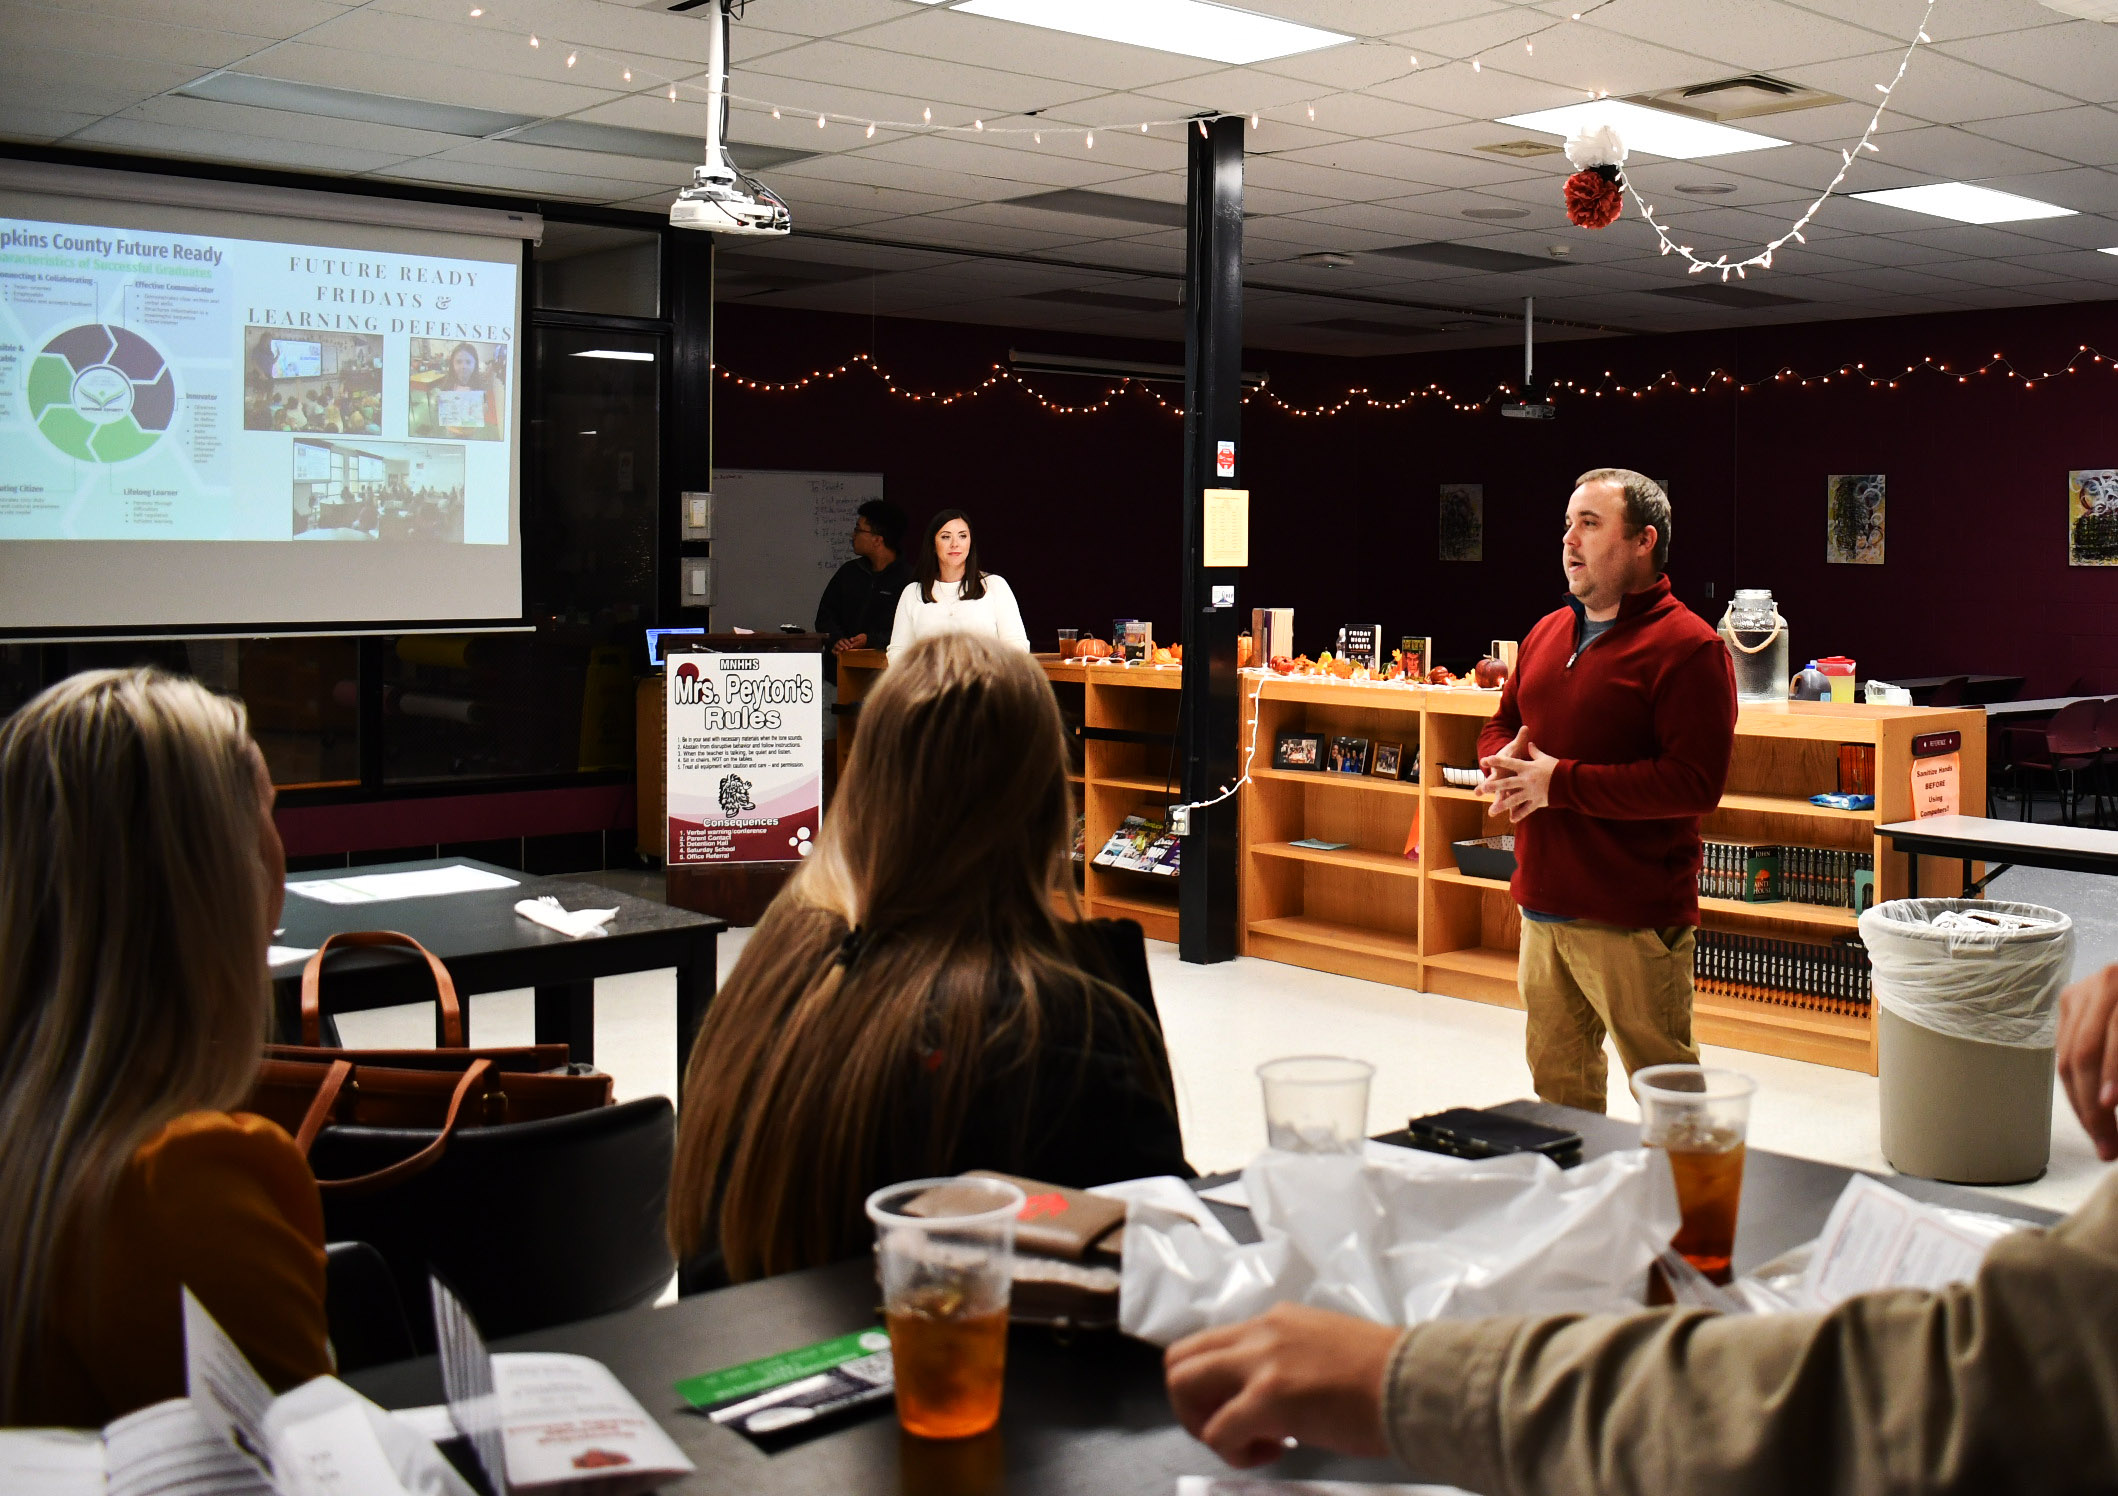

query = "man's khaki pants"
[[1519, 917, 1701, 1113]]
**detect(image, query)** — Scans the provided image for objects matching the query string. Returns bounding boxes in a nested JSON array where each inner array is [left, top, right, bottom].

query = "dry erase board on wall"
[[709, 469, 884, 633]]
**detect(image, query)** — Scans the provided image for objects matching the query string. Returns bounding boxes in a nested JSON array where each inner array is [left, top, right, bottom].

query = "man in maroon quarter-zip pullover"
[[1477, 469, 1737, 1112]]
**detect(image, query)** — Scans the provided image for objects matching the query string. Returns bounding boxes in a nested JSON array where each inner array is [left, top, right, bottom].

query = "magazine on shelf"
[[1092, 815, 1182, 877]]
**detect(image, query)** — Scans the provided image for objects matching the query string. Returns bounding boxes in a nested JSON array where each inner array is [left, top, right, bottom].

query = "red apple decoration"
[[1474, 656, 1510, 690]]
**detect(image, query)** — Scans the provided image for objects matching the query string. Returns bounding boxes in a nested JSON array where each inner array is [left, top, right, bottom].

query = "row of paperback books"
[[1092, 814, 1182, 877], [1696, 929, 1872, 1015], [1699, 842, 1875, 910]]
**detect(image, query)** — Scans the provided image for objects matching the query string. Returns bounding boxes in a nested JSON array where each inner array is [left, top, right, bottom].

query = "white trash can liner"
[[1859, 899, 2073, 1049]]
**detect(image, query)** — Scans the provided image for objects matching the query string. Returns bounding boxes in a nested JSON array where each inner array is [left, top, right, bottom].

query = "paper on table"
[[1195, 1141, 1427, 1211], [287, 864, 519, 905], [513, 899, 618, 940], [1177, 1478, 1475, 1495], [0, 1430, 103, 1496], [1803, 1174, 2025, 1308], [493, 1355, 697, 1494], [180, 1289, 275, 1486], [102, 1399, 270, 1496], [389, 1407, 459, 1445], [1092, 1176, 1237, 1246], [267, 945, 316, 968]]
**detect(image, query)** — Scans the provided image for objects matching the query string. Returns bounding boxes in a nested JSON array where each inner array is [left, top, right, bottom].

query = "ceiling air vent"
[[1477, 140, 1564, 158], [1634, 74, 1845, 122]]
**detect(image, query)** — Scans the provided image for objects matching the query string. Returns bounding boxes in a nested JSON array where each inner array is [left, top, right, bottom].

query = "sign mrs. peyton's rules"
[[1910, 730, 1962, 821], [665, 650, 823, 865]]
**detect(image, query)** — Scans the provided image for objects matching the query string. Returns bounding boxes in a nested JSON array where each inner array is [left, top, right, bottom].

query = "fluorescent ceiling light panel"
[[1495, 99, 1789, 160], [1850, 182, 2076, 224], [949, 0, 1349, 65], [571, 349, 656, 361], [2102, 247, 2118, 257]]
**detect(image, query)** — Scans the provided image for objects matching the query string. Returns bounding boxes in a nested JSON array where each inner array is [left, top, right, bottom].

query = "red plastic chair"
[[2012, 699, 2103, 823]]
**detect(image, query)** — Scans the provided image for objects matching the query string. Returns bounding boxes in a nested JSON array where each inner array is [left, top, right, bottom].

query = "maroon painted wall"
[[712, 297, 2118, 697]]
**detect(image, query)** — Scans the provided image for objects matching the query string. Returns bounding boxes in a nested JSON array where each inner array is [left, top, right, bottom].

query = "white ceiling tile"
[[234, 45, 612, 116], [120, 93, 467, 156], [0, 104, 103, 141], [844, 11, 1220, 91], [852, 214, 1105, 252], [73, 115, 407, 173], [1865, 123, 2080, 180], [25, 0, 347, 33], [1933, 20, 2118, 107], [1138, 68, 1338, 113], [1495, 29, 1735, 99], [854, 131, 1142, 188], [375, 0, 724, 65], [1964, 106, 2118, 169], [1581, 0, 1905, 72], [1791, 47, 2076, 127], [1244, 148, 1437, 202], [747, 40, 1101, 115], [429, 136, 686, 187], [772, 174, 977, 217], [1362, 61, 1593, 120], [0, 4, 261, 67], [0, 43, 194, 101], [1975, 165, 2118, 216], [1915, 0, 2071, 44], [374, 153, 631, 200], [1250, 40, 1430, 92]]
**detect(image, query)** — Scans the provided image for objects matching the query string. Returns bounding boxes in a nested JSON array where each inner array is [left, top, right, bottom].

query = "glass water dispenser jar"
[[1719, 588, 1789, 703]]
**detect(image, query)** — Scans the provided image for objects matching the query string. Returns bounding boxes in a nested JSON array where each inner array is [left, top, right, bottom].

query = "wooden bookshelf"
[[839, 652, 1188, 943], [1240, 675, 1987, 1074]]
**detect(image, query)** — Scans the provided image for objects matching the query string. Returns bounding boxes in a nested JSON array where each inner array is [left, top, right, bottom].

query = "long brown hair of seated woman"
[[668, 632, 1190, 1287], [0, 669, 329, 1426]]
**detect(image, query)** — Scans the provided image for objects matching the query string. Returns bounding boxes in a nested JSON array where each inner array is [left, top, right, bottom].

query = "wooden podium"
[[644, 633, 825, 927]]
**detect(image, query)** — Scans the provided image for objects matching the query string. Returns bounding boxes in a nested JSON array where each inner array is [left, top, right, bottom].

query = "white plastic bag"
[[1860, 898, 2072, 1048], [1120, 1143, 1679, 1346]]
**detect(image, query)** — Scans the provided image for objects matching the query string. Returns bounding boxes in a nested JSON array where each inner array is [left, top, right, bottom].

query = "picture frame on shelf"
[[1329, 736, 1372, 774], [1371, 741, 1404, 779], [1274, 732, 1325, 771]]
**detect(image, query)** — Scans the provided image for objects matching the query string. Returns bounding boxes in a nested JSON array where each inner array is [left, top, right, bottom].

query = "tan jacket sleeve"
[[1383, 1171, 2118, 1496]]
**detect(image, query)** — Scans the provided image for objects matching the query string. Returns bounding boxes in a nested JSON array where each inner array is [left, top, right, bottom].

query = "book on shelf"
[[1700, 841, 1872, 909], [1695, 929, 1871, 1016], [1092, 814, 1181, 877]]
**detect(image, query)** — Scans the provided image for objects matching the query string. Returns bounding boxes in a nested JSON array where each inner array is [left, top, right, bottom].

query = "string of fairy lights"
[[1621, 0, 1941, 283], [458, 0, 1630, 147], [715, 346, 2118, 420]]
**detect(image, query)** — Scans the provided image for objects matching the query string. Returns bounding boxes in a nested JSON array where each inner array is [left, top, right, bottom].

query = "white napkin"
[[513, 897, 617, 939]]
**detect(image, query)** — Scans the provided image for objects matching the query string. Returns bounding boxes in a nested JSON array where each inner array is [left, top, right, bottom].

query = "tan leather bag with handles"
[[246, 930, 612, 1195]]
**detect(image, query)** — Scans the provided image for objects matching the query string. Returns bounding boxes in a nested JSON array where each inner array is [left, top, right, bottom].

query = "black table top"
[[274, 858, 724, 1009], [348, 1101, 2066, 1494]]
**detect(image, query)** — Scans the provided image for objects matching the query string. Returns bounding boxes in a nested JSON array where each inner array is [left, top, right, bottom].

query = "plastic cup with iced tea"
[[1257, 1055, 1375, 1154], [1057, 629, 1079, 660], [1632, 1064, 1756, 1285], [866, 1176, 1024, 1439]]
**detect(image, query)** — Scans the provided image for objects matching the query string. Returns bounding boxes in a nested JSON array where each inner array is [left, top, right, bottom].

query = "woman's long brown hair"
[[667, 632, 1171, 1280], [0, 670, 273, 1418]]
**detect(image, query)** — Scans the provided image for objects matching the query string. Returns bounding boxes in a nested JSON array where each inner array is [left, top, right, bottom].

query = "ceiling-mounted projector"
[[670, 0, 791, 236]]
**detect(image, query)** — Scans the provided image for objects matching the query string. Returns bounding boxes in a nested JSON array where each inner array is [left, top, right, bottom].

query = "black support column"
[[1177, 116, 1243, 964]]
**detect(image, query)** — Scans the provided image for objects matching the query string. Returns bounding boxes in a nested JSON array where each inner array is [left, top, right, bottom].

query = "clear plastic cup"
[[1057, 629, 1079, 660], [866, 1176, 1024, 1439], [1257, 1055, 1374, 1154], [1632, 1065, 1756, 1284]]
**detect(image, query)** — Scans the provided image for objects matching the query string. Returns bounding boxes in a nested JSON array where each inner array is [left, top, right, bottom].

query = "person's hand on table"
[[2059, 963, 2118, 1160], [832, 633, 868, 654], [1164, 1303, 1398, 1469], [1485, 739, 1559, 823]]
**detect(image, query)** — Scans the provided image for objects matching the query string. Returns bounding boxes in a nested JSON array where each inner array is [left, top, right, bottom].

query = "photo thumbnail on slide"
[[291, 437, 465, 543], [408, 337, 507, 442], [244, 327, 382, 434]]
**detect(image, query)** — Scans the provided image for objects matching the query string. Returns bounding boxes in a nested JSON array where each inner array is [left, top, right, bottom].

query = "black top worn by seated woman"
[[678, 916, 1190, 1294]]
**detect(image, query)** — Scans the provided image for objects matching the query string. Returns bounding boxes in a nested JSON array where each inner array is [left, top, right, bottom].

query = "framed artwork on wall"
[[1439, 483, 1482, 562], [1826, 474, 1885, 564], [2070, 470, 2118, 566]]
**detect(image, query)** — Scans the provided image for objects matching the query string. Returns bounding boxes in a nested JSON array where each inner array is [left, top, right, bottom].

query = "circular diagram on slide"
[[24, 324, 176, 463]]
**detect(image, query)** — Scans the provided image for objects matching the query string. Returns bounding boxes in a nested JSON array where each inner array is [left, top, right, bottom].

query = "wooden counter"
[[1240, 676, 1987, 1074], [837, 650, 1188, 942]]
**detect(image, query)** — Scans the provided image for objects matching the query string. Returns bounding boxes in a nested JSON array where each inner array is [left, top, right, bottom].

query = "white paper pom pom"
[[1564, 123, 1627, 172]]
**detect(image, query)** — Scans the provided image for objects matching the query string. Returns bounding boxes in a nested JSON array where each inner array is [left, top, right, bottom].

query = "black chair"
[[325, 1240, 417, 1373], [312, 1096, 676, 1352]]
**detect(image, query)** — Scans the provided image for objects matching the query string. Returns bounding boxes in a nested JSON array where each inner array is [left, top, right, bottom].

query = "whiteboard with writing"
[[709, 469, 884, 633]]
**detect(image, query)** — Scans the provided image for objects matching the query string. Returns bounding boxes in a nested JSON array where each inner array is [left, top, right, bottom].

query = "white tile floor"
[[337, 923, 2109, 1219]]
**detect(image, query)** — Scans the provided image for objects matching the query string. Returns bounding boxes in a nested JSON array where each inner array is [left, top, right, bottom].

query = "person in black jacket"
[[669, 633, 1190, 1289], [814, 500, 914, 665]]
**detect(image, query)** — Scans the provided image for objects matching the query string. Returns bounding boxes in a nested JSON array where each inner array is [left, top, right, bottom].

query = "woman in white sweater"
[[888, 509, 1031, 658]]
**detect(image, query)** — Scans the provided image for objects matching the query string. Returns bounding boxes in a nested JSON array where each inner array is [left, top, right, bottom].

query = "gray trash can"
[[1859, 899, 2073, 1185]]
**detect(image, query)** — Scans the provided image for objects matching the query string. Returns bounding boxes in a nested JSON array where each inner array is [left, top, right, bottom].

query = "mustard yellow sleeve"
[[66, 1111, 331, 1420], [1383, 1173, 2118, 1496]]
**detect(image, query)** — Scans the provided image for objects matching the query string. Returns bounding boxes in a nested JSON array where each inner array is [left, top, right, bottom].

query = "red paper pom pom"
[[1564, 169, 1623, 229]]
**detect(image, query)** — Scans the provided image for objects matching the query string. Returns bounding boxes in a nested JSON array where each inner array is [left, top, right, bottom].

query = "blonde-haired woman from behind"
[[0, 669, 331, 1427], [669, 631, 1190, 1287]]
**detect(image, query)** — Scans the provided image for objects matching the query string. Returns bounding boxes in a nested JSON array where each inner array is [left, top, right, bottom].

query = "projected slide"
[[0, 215, 515, 545]]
